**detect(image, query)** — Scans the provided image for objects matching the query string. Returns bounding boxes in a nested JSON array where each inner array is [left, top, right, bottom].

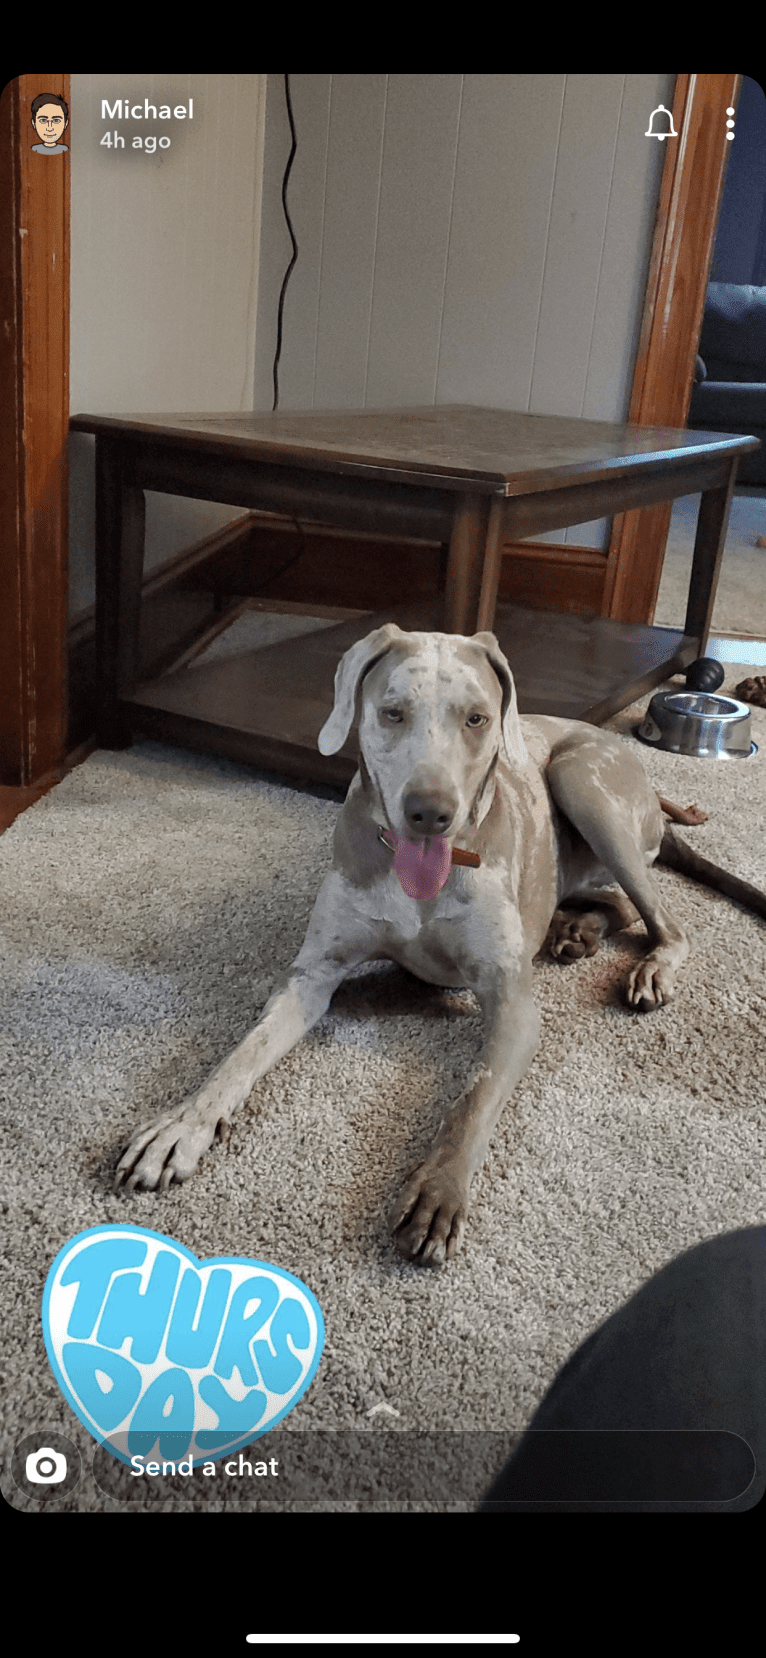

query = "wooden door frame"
[[603, 72, 742, 622], [0, 74, 740, 789], [0, 73, 70, 788]]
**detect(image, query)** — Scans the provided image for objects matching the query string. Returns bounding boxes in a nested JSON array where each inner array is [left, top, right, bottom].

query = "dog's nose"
[[402, 789, 457, 838]]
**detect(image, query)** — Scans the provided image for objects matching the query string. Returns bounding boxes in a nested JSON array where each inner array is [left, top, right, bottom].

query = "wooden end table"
[[69, 405, 759, 787]]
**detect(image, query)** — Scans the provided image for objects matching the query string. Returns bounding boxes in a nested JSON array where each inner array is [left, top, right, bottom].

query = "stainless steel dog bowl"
[[636, 691, 757, 759]]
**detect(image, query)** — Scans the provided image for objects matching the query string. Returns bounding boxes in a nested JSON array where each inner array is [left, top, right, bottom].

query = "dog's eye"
[[381, 708, 403, 723], [466, 713, 488, 727]]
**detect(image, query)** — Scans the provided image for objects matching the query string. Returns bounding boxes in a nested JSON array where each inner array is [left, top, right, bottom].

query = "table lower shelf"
[[117, 599, 697, 786]]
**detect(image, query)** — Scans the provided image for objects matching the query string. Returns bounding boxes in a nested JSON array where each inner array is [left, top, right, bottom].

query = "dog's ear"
[[317, 624, 406, 755], [472, 631, 528, 768]]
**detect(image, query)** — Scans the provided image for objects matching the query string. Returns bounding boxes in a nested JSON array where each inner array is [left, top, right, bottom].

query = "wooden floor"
[[0, 742, 95, 836], [0, 779, 63, 834]]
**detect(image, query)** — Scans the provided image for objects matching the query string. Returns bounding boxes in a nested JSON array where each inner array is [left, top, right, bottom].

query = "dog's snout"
[[403, 788, 458, 838]]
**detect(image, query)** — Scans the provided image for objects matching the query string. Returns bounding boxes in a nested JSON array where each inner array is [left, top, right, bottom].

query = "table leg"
[[95, 437, 146, 748], [444, 494, 490, 634], [683, 460, 739, 651], [476, 497, 506, 633]]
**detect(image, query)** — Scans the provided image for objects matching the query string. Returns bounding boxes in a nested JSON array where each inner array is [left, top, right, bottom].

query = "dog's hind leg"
[[546, 738, 689, 1010], [546, 888, 639, 961]]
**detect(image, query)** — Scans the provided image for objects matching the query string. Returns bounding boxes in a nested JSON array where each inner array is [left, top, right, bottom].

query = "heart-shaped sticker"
[[42, 1225, 324, 1469]]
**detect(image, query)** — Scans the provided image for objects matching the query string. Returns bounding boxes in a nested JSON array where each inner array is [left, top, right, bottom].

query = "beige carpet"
[[2, 648, 766, 1512]]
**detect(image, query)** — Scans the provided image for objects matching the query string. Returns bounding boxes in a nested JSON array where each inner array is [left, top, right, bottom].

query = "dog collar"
[[377, 827, 481, 868]]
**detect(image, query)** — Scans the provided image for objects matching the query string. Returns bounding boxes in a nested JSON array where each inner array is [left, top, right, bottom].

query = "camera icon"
[[10, 1432, 80, 1503], [26, 1446, 67, 1484]]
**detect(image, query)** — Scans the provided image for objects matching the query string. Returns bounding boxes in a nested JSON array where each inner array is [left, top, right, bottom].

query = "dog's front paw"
[[389, 1157, 469, 1267], [114, 1099, 230, 1193]]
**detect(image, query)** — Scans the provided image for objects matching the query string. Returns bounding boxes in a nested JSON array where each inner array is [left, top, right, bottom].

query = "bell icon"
[[645, 104, 677, 141]]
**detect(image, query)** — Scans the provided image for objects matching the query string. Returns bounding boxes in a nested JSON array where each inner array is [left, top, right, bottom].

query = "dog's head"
[[318, 624, 527, 826], [318, 626, 528, 897]]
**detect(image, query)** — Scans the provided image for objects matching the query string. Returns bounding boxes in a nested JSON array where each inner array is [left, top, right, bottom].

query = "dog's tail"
[[658, 826, 766, 920]]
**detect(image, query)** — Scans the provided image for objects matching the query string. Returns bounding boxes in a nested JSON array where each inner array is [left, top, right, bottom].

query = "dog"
[[115, 625, 766, 1265]]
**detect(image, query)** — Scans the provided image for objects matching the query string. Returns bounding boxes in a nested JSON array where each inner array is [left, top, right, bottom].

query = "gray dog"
[[116, 626, 766, 1265]]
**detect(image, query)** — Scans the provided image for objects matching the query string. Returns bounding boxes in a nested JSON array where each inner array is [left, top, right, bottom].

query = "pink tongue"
[[392, 834, 451, 900]]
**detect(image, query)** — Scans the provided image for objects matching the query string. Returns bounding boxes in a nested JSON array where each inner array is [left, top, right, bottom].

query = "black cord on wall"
[[272, 74, 298, 413], [253, 77, 306, 597]]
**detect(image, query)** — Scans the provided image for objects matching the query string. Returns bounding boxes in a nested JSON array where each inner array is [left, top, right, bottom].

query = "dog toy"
[[379, 828, 480, 867], [657, 795, 708, 825], [735, 676, 766, 707], [685, 657, 725, 692]]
